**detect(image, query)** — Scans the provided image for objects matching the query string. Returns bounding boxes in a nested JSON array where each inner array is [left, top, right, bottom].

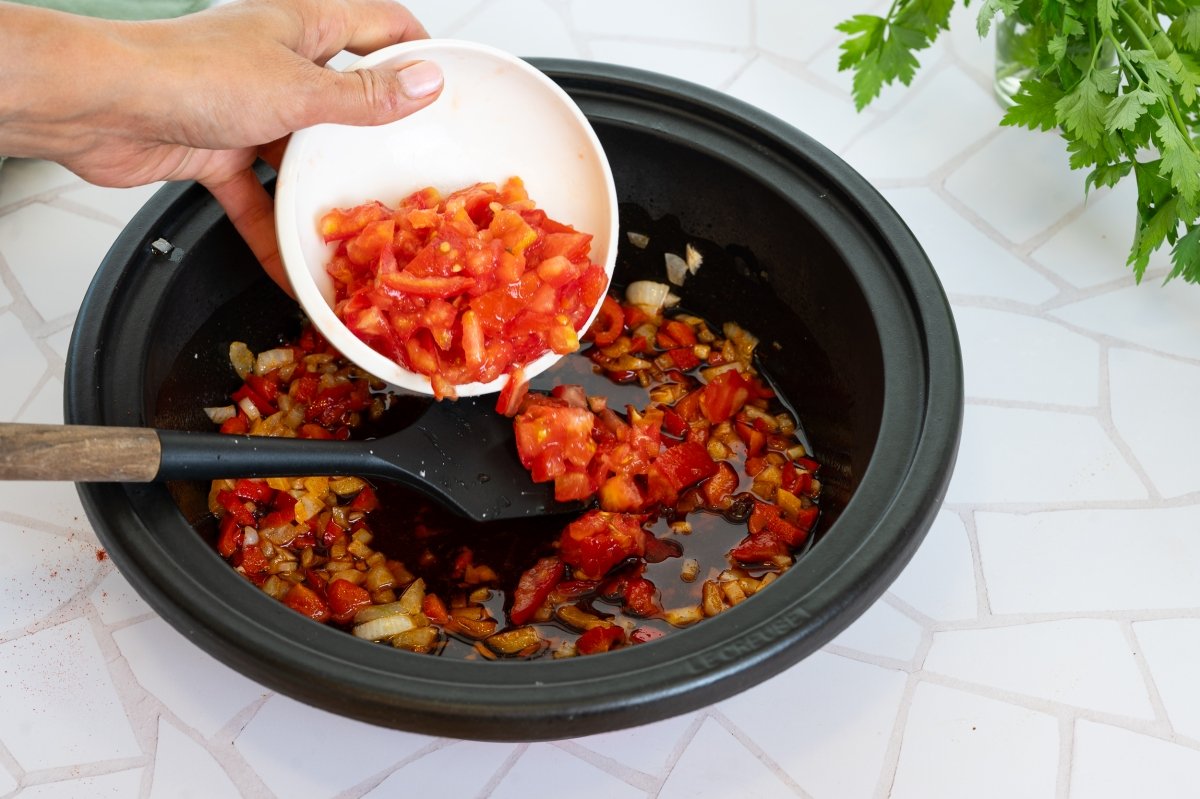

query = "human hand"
[[0, 0, 443, 290]]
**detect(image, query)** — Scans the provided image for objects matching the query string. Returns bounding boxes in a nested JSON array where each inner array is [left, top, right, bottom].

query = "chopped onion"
[[625, 281, 681, 315], [665, 252, 688, 286], [353, 613, 416, 641], [685, 243, 703, 273], [354, 600, 411, 624], [236, 395, 261, 421], [663, 606, 704, 627], [254, 347, 294, 377], [203, 405, 236, 424], [626, 231, 650, 249], [229, 342, 254, 380]]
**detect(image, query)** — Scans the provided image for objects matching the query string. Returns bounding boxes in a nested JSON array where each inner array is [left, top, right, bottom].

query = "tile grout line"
[[707, 709, 815, 798], [476, 742, 528, 799]]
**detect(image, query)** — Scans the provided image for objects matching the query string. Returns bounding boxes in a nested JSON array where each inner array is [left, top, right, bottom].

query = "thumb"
[[300, 60, 443, 128]]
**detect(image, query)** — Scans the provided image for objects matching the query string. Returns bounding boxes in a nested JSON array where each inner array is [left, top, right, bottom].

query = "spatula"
[[0, 398, 581, 522]]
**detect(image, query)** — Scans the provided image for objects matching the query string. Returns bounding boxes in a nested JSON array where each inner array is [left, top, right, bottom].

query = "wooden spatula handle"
[[0, 423, 161, 482]]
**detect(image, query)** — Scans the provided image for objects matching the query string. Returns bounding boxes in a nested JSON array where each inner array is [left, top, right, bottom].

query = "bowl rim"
[[67, 58, 963, 741], [274, 39, 620, 397]]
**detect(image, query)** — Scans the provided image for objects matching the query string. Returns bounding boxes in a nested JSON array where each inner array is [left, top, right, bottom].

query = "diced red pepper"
[[652, 441, 719, 493], [422, 593, 450, 625], [349, 485, 379, 512], [700, 369, 752, 424], [576, 625, 625, 655], [232, 478, 275, 503], [665, 347, 701, 371], [283, 582, 330, 623], [735, 418, 767, 457], [240, 542, 268, 575], [509, 556, 564, 625], [219, 415, 248, 435], [328, 579, 373, 625], [703, 461, 740, 508], [259, 491, 297, 530], [587, 296, 625, 346], [661, 407, 689, 438], [216, 513, 242, 558], [216, 489, 257, 527]]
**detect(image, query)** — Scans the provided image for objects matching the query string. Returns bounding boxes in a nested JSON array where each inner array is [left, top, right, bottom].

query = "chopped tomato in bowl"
[[322, 178, 609, 401]]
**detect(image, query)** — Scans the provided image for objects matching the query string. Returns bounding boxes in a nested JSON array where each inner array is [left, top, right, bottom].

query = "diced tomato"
[[513, 403, 596, 484], [283, 582, 330, 623], [495, 367, 529, 417], [320, 201, 389, 242], [509, 556, 564, 625], [576, 625, 625, 655], [540, 231, 592, 262], [328, 579, 373, 625], [324, 178, 609, 396], [623, 576, 662, 617], [558, 510, 647, 580], [346, 219, 395, 265], [598, 474, 645, 512]]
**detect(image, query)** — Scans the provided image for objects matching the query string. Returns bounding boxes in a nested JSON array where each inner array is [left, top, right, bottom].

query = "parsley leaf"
[[838, 0, 1200, 285]]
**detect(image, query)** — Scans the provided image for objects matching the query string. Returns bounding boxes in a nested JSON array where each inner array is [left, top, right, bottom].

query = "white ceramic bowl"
[[275, 39, 619, 396]]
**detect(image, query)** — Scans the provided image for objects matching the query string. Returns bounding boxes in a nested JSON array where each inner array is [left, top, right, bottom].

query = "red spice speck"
[[95, 548, 108, 562]]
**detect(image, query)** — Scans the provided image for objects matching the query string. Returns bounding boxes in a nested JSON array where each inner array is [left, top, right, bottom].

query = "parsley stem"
[[1116, 3, 1198, 155]]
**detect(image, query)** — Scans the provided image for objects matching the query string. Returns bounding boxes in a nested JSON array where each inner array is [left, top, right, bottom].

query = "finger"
[[340, 0, 430, 55], [292, 59, 443, 129], [288, 0, 430, 63], [203, 168, 293, 297]]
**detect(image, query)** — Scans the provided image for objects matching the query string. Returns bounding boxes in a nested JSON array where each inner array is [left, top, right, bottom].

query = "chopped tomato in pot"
[[558, 511, 647, 580]]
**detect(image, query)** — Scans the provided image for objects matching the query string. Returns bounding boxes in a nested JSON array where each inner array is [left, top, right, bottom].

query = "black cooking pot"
[[65, 60, 962, 740]]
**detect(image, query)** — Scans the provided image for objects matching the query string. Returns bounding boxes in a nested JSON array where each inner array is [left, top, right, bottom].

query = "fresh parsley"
[[837, 0, 1200, 284]]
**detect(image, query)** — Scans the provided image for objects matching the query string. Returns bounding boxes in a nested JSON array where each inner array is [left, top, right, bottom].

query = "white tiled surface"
[[1, 2, 1198, 796]]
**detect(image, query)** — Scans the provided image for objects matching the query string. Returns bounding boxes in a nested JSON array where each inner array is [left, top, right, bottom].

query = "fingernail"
[[398, 60, 443, 99]]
